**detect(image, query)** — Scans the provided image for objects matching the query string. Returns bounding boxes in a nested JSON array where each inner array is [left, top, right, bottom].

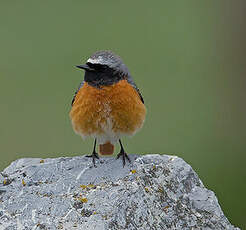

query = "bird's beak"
[[76, 64, 94, 71]]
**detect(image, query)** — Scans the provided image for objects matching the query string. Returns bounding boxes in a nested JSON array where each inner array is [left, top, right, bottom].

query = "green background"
[[0, 0, 245, 228]]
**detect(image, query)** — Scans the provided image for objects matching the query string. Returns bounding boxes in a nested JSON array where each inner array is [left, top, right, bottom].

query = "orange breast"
[[69, 79, 146, 138]]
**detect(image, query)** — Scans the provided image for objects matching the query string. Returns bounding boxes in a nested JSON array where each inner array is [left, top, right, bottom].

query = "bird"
[[69, 50, 146, 167]]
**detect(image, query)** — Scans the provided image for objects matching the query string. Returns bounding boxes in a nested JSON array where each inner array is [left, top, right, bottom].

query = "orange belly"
[[69, 79, 146, 144]]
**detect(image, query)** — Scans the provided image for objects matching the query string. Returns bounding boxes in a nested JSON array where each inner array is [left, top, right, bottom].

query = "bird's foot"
[[86, 152, 99, 167], [116, 151, 131, 167]]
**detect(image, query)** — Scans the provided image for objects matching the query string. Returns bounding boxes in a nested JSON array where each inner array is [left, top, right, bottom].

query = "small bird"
[[69, 50, 146, 167]]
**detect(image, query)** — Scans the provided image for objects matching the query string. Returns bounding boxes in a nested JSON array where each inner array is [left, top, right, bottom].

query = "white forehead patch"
[[87, 56, 113, 66], [87, 57, 104, 64]]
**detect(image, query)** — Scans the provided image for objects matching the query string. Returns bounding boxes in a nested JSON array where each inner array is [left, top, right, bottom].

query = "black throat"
[[84, 69, 125, 88]]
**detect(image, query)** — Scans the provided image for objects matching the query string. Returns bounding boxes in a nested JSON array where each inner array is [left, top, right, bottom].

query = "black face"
[[79, 62, 125, 88], [74, 50, 144, 104]]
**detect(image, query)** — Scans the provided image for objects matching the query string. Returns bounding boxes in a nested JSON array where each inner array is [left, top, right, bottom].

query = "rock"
[[0, 154, 240, 230]]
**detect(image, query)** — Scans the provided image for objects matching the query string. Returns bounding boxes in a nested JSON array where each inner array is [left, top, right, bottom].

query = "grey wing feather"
[[71, 81, 84, 106], [126, 76, 144, 104], [120, 63, 144, 104]]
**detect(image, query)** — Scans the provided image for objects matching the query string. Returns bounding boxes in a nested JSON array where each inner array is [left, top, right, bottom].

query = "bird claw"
[[116, 151, 131, 167], [86, 152, 99, 167]]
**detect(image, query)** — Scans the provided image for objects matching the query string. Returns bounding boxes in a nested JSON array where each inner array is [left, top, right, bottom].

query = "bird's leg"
[[86, 139, 99, 167], [116, 139, 131, 167]]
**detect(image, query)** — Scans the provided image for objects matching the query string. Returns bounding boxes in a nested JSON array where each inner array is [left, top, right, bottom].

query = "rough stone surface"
[[0, 154, 240, 230]]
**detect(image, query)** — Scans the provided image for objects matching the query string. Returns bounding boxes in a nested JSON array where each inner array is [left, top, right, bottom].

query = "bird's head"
[[76, 50, 130, 87]]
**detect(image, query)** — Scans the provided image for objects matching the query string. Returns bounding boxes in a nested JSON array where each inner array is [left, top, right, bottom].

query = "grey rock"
[[0, 154, 240, 230]]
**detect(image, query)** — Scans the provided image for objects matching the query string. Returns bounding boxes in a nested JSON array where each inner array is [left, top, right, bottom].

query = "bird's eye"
[[86, 62, 94, 68], [87, 62, 107, 71]]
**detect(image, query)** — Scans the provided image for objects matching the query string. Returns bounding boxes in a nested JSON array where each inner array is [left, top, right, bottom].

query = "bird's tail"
[[99, 142, 114, 155]]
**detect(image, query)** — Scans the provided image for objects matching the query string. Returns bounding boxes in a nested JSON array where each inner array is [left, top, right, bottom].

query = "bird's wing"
[[71, 81, 84, 106], [126, 76, 144, 104]]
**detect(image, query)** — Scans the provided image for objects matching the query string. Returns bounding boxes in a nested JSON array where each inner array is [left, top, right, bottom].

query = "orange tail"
[[99, 142, 114, 155]]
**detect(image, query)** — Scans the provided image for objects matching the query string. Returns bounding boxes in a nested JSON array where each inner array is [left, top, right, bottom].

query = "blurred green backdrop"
[[0, 0, 245, 228]]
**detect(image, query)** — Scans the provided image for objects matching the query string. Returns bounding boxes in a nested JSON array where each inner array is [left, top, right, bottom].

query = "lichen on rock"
[[0, 154, 240, 230]]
